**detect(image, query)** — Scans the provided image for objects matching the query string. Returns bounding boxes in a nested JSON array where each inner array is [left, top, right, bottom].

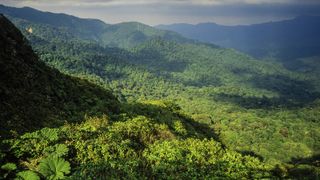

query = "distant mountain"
[[0, 14, 119, 138], [0, 4, 191, 48], [157, 16, 320, 60]]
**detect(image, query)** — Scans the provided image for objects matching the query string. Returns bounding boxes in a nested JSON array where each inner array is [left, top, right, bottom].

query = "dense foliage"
[[25, 32, 320, 166], [0, 5, 319, 179], [1, 101, 278, 179], [0, 14, 278, 179]]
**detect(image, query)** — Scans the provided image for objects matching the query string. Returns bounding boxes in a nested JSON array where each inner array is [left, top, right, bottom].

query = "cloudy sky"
[[1, 0, 320, 25]]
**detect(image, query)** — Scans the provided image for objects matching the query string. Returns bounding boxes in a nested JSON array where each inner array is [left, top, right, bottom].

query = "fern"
[[39, 156, 70, 180]]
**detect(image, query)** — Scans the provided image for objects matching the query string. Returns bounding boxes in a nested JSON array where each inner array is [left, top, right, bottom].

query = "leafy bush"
[[173, 120, 187, 136], [143, 138, 272, 179], [109, 116, 156, 144], [9, 128, 61, 158]]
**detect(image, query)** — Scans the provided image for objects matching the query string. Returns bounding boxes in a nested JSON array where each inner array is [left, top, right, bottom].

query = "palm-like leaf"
[[16, 171, 40, 180], [39, 156, 70, 180]]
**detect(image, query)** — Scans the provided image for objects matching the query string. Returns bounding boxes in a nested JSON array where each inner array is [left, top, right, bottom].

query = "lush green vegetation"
[[26, 33, 320, 165], [1, 100, 278, 179], [0, 5, 319, 179], [0, 14, 279, 179]]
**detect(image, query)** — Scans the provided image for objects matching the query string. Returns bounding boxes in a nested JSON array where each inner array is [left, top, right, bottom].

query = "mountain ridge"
[[156, 16, 320, 60], [158, 15, 319, 27], [0, 4, 107, 28], [0, 4, 193, 49]]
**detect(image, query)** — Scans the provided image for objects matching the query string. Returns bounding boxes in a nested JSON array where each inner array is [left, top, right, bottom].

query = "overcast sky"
[[1, 0, 320, 25]]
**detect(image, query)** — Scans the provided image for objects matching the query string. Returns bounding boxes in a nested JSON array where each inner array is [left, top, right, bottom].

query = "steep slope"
[[0, 14, 119, 138], [157, 16, 320, 60]]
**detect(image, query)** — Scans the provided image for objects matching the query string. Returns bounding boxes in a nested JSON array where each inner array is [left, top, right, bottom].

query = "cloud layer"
[[4, 0, 320, 6], [1, 0, 320, 25]]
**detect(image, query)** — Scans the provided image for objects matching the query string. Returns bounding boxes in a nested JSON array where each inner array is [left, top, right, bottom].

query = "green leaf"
[[15, 171, 40, 180], [39, 156, 71, 180], [1, 163, 17, 171], [53, 144, 69, 157]]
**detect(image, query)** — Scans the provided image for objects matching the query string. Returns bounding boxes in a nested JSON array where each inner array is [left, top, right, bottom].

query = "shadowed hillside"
[[0, 14, 119, 138]]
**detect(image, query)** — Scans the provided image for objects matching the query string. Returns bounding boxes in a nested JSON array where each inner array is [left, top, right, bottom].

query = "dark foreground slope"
[[0, 14, 119, 138]]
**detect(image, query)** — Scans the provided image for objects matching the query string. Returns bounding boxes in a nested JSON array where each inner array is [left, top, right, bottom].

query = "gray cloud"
[[3, 0, 320, 6], [1, 0, 320, 25]]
